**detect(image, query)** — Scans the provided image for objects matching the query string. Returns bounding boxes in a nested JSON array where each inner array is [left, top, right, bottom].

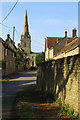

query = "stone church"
[[18, 10, 31, 55], [18, 10, 39, 68]]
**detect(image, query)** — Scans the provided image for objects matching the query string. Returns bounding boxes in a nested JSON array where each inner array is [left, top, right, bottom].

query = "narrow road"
[[2, 70, 37, 119]]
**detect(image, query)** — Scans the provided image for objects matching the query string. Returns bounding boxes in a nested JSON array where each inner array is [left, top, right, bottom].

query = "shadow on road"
[[2, 70, 37, 80], [2, 70, 37, 120]]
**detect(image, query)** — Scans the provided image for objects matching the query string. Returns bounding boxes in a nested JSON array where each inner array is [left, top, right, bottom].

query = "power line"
[[0, 23, 12, 29], [15, 28, 21, 39], [2, 0, 19, 23]]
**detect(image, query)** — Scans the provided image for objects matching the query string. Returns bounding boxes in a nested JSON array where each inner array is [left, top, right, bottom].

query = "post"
[[13, 26, 15, 42]]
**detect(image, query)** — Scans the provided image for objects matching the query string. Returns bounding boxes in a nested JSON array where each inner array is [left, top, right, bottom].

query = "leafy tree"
[[36, 52, 45, 65], [15, 49, 27, 68]]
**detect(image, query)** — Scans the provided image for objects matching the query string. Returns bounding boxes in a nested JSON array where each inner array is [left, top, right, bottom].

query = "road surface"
[[2, 70, 37, 119]]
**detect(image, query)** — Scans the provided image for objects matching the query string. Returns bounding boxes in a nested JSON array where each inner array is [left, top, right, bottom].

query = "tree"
[[36, 52, 45, 65], [15, 49, 28, 69]]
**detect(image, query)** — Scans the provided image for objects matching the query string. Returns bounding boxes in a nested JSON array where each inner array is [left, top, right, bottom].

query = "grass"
[[14, 87, 79, 119], [15, 88, 40, 119]]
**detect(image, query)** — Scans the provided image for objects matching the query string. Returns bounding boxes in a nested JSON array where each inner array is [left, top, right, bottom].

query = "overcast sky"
[[1, 2, 78, 52]]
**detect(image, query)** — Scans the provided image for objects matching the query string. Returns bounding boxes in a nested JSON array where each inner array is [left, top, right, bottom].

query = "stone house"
[[45, 28, 79, 60], [5, 34, 16, 50], [45, 37, 63, 60], [29, 52, 40, 67], [54, 37, 80, 60], [0, 37, 16, 76]]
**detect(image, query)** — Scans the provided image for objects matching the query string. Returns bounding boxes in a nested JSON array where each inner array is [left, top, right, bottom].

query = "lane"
[[2, 70, 37, 119]]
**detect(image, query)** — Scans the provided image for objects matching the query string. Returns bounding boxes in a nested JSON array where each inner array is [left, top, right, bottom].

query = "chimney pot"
[[64, 30, 67, 37], [72, 28, 77, 37], [7, 34, 10, 39]]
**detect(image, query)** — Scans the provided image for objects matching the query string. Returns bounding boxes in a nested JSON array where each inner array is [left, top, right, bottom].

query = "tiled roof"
[[45, 37, 63, 49], [55, 37, 80, 56]]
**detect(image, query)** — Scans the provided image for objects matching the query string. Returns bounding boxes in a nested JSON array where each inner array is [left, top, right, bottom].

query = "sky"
[[0, 2, 78, 52]]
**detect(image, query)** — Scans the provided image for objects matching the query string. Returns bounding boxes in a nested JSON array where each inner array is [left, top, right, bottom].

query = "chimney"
[[64, 30, 67, 37], [7, 34, 10, 40], [72, 28, 77, 37]]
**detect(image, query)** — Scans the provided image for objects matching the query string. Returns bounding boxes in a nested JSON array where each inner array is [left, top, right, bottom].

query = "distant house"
[[29, 52, 40, 67], [45, 37, 63, 60], [0, 37, 16, 76]]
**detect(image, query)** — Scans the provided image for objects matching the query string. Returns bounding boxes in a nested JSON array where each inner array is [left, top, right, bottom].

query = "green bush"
[[72, 113, 79, 118], [60, 107, 66, 113], [67, 107, 74, 115], [36, 52, 45, 65], [56, 98, 62, 106], [60, 104, 79, 118]]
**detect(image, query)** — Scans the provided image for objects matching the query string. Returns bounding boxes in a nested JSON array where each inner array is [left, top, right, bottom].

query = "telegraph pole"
[[13, 26, 15, 42]]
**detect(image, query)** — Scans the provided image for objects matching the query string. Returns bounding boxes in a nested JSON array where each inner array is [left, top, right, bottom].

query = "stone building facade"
[[54, 37, 80, 60], [18, 11, 31, 55], [0, 37, 16, 76], [45, 29, 80, 60]]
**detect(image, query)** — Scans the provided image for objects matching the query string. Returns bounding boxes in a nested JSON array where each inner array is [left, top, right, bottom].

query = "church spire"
[[23, 10, 29, 36]]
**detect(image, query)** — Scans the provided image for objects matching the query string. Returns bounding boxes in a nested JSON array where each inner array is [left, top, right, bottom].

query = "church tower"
[[21, 10, 31, 55]]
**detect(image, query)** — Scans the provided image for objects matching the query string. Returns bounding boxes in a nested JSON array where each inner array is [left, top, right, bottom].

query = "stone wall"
[[37, 54, 80, 114]]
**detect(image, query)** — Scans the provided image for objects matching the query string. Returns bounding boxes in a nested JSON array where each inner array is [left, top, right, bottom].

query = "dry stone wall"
[[37, 54, 80, 114]]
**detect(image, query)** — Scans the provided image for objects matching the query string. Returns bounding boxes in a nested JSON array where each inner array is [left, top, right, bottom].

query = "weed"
[[60, 103, 79, 119], [60, 107, 66, 113], [71, 113, 79, 119], [56, 98, 62, 106], [67, 107, 74, 115]]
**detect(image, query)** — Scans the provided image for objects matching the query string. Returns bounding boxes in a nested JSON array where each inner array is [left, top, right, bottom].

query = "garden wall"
[[37, 54, 80, 114]]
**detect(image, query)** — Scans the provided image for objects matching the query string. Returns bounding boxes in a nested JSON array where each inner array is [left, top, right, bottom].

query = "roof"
[[0, 37, 16, 53], [45, 37, 63, 49], [66, 37, 77, 44], [55, 37, 80, 56]]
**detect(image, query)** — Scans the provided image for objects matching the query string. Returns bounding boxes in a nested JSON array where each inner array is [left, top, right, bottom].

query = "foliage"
[[15, 49, 27, 67], [0, 59, 6, 69], [46, 58, 54, 62], [71, 113, 79, 118], [55, 98, 62, 106], [30, 51, 34, 53], [36, 52, 45, 65], [67, 107, 74, 115], [60, 104, 69, 113], [60, 103, 79, 118]]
